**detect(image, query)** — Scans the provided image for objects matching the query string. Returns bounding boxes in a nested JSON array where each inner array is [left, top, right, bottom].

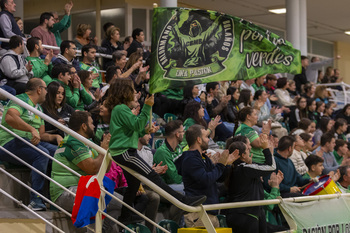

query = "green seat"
[[216, 141, 226, 150], [157, 219, 179, 233], [125, 223, 151, 233], [155, 139, 165, 149], [216, 214, 228, 228], [164, 113, 178, 123]]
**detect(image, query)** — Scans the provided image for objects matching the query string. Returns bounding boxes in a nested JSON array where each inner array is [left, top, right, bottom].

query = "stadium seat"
[[126, 223, 152, 233], [157, 219, 179, 233]]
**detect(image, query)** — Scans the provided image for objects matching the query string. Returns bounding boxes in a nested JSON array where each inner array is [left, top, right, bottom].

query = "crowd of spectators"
[[1, 0, 350, 232]]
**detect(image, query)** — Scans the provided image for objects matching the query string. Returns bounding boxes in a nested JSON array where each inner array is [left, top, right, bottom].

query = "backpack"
[[0, 54, 21, 81]]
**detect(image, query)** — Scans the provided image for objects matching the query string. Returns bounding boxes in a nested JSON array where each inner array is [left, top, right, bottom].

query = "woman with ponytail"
[[233, 107, 271, 164]]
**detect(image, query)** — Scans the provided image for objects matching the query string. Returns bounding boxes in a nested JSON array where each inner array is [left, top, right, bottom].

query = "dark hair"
[[276, 77, 288, 89], [60, 40, 75, 55], [298, 118, 312, 131], [333, 118, 347, 131], [39, 12, 54, 25], [9, 35, 23, 49], [233, 107, 255, 135], [299, 132, 312, 142], [318, 117, 331, 133], [78, 70, 91, 86], [106, 78, 134, 110], [338, 166, 350, 183], [228, 141, 246, 155], [304, 155, 324, 170], [26, 37, 41, 53], [296, 97, 308, 119], [25, 78, 44, 92], [335, 139, 347, 151], [183, 85, 195, 100], [311, 57, 318, 62], [69, 111, 91, 132], [342, 104, 350, 115], [183, 101, 207, 128], [185, 124, 205, 147], [301, 55, 308, 60], [0, 0, 7, 10], [103, 22, 114, 33], [164, 120, 183, 137], [304, 83, 313, 94], [41, 81, 66, 118], [227, 86, 237, 96], [226, 135, 248, 149], [307, 98, 316, 111], [237, 89, 251, 107], [105, 65, 119, 84], [51, 63, 70, 79], [277, 136, 295, 151], [316, 101, 325, 112], [81, 44, 96, 58], [253, 89, 264, 100], [266, 74, 277, 81], [112, 50, 126, 63], [132, 28, 143, 40], [206, 82, 219, 93], [320, 132, 335, 147], [124, 36, 132, 44]]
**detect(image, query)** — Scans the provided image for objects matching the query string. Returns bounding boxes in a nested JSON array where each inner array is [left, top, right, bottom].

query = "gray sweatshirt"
[[0, 50, 33, 83]]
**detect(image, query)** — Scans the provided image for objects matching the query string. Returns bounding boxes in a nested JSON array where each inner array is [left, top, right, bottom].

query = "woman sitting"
[[78, 70, 101, 111], [41, 81, 74, 138]]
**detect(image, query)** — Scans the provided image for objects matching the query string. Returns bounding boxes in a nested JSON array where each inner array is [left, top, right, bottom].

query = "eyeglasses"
[[39, 86, 47, 91]]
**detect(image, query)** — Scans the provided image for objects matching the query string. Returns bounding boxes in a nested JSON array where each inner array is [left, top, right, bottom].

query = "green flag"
[[150, 7, 302, 94]]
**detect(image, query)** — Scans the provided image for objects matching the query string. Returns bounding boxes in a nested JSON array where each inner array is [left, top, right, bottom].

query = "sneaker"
[[28, 197, 46, 211], [118, 214, 144, 225]]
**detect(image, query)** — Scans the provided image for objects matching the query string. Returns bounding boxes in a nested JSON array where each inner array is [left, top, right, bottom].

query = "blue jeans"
[[0, 138, 57, 200]]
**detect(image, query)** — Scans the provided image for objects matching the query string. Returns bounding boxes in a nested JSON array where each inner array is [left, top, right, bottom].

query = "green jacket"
[[154, 139, 183, 184], [80, 62, 101, 88], [334, 150, 343, 165], [109, 104, 151, 155], [52, 78, 92, 111], [50, 15, 71, 46], [26, 56, 53, 85]]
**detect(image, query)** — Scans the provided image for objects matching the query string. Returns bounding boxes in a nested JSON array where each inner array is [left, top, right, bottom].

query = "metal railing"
[[2, 84, 350, 232], [316, 82, 350, 109]]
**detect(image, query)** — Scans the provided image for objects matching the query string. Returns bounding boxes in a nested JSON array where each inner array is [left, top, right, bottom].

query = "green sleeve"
[[30, 58, 48, 78], [263, 187, 280, 211], [51, 15, 71, 33], [65, 86, 80, 108], [79, 86, 93, 105], [117, 104, 151, 133], [243, 127, 259, 143], [154, 148, 182, 184]]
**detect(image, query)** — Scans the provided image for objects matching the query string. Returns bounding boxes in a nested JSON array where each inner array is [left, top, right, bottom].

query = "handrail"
[[0, 37, 113, 59], [0, 188, 65, 233], [3, 87, 350, 232]]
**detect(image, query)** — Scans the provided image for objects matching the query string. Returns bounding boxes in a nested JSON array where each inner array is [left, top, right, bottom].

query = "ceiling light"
[[345, 31, 350, 36], [269, 8, 286, 14]]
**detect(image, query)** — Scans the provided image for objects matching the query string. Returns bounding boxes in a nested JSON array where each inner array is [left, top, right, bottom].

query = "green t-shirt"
[[252, 83, 266, 92], [50, 135, 98, 202], [26, 56, 53, 85], [334, 151, 343, 165], [154, 140, 183, 184], [302, 172, 311, 180], [0, 93, 44, 146], [336, 182, 350, 193], [234, 123, 265, 164], [79, 62, 101, 89], [93, 121, 109, 145]]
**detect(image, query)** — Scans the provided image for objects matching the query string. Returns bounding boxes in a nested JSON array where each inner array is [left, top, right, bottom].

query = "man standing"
[[30, 12, 58, 56], [0, 35, 33, 94], [127, 28, 149, 59], [294, 56, 309, 93], [154, 120, 185, 193], [0, 78, 60, 210], [25, 37, 54, 85], [52, 40, 80, 71], [50, 1, 73, 46], [80, 44, 101, 89], [0, 0, 24, 49], [306, 56, 340, 83]]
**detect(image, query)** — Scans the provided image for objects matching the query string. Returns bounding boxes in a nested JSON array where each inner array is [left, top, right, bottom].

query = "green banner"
[[279, 196, 350, 233], [150, 7, 302, 94]]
